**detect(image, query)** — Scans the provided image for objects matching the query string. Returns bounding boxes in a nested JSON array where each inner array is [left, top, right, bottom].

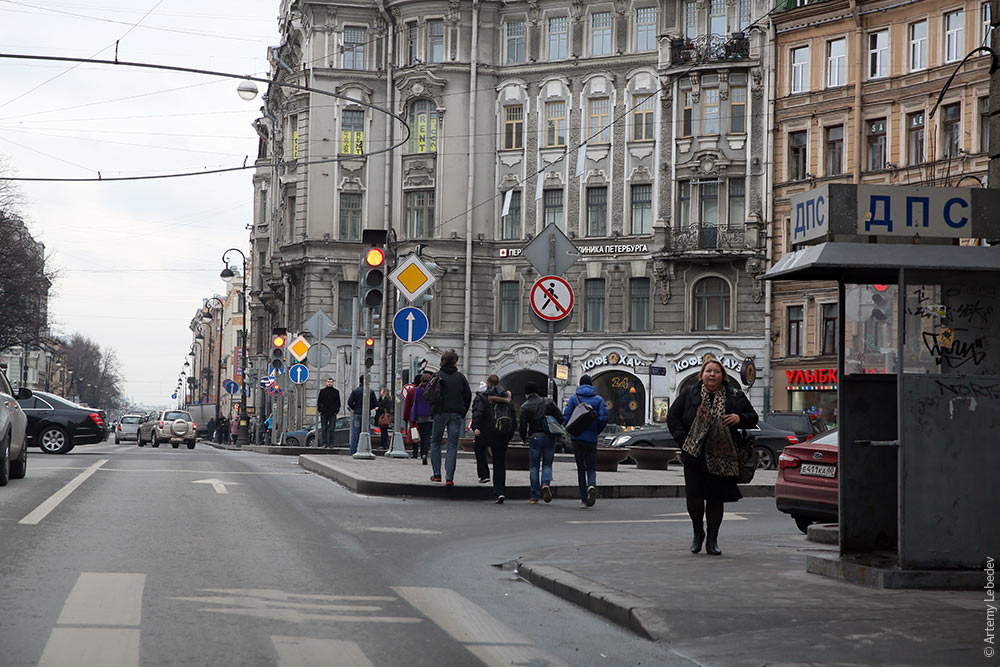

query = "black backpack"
[[565, 396, 597, 437], [487, 400, 516, 441], [422, 372, 443, 406]]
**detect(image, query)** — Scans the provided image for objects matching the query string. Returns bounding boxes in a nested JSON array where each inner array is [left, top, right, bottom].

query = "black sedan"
[[17, 391, 108, 454], [604, 422, 801, 470]]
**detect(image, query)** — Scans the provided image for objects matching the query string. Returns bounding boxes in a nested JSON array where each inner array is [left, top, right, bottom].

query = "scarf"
[[682, 384, 739, 477]]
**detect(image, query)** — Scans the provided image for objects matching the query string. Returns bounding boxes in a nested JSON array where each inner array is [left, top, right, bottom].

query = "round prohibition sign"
[[530, 275, 574, 322]]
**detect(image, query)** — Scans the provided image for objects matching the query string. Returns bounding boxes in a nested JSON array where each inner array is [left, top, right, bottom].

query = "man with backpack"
[[563, 374, 610, 508], [518, 382, 564, 504], [471, 374, 515, 504], [426, 350, 472, 486]]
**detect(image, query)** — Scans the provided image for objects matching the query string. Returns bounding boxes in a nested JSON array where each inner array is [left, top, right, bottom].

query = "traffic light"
[[364, 337, 375, 368], [870, 284, 889, 322], [360, 245, 385, 309], [270, 329, 287, 372]]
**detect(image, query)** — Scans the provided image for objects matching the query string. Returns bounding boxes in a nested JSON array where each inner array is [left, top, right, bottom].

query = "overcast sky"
[[1, 0, 278, 406]]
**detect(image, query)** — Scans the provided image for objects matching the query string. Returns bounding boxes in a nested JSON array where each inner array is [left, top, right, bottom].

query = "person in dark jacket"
[[518, 382, 563, 504], [428, 350, 472, 485], [563, 374, 609, 508], [317, 378, 341, 448], [375, 387, 393, 450], [215, 416, 228, 444], [347, 375, 377, 455], [667, 357, 759, 556], [471, 374, 514, 503], [408, 371, 433, 463]]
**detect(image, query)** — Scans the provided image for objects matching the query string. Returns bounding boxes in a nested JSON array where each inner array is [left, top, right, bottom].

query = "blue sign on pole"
[[223, 379, 240, 394], [288, 363, 309, 385], [392, 307, 429, 343]]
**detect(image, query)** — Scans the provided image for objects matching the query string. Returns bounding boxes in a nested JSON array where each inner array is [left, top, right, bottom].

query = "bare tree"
[[64, 334, 124, 411]]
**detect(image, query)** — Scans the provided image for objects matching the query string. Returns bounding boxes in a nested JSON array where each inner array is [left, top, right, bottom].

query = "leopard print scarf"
[[682, 384, 739, 477]]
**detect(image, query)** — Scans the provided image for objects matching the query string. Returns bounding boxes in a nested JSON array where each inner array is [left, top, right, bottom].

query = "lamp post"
[[203, 297, 225, 428], [221, 248, 249, 447], [194, 326, 207, 402]]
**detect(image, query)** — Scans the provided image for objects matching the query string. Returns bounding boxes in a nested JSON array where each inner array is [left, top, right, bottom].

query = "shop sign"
[[785, 368, 837, 384], [500, 244, 648, 258], [673, 354, 742, 373], [582, 351, 647, 371]]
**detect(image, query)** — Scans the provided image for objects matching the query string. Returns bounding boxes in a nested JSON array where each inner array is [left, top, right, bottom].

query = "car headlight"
[[611, 435, 632, 446]]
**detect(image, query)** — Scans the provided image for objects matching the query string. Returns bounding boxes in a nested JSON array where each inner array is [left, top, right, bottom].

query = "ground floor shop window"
[[592, 370, 644, 426], [790, 390, 838, 428]]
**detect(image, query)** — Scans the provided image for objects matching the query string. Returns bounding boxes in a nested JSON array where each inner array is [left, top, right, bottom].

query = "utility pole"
[[990, 0, 1000, 189]]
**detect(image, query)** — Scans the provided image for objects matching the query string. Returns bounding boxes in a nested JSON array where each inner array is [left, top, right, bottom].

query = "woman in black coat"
[[667, 357, 758, 555]]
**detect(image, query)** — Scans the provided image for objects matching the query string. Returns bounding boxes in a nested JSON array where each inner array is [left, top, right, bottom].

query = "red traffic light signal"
[[272, 335, 286, 348], [365, 338, 375, 346], [364, 248, 385, 267]]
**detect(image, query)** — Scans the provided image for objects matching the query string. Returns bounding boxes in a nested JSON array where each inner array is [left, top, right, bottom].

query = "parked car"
[[0, 368, 31, 484], [775, 428, 839, 533], [285, 417, 380, 447], [605, 422, 800, 470], [114, 414, 145, 443], [137, 410, 197, 449], [17, 391, 108, 455], [763, 411, 828, 442]]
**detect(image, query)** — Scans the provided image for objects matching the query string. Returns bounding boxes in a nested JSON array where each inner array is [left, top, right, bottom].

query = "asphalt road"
[[0, 437, 798, 666]]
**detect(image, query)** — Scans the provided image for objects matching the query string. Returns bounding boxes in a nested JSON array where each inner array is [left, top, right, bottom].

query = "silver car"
[[137, 410, 197, 449], [0, 368, 31, 485], [114, 414, 144, 443]]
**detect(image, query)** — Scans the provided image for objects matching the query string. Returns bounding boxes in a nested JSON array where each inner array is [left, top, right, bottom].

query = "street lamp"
[[203, 297, 225, 428], [221, 247, 249, 447]]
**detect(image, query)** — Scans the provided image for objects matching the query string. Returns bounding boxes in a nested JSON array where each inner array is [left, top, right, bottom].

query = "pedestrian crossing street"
[[37, 573, 567, 667]]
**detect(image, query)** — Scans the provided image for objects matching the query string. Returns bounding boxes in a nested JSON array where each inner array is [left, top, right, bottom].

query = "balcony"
[[670, 33, 750, 66], [667, 223, 750, 253], [773, 0, 832, 11]]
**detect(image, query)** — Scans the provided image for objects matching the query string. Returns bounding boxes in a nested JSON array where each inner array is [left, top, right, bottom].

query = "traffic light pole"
[[354, 308, 376, 459]]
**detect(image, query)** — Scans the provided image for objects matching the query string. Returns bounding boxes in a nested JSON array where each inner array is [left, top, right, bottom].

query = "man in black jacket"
[[346, 376, 377, 455], [317, 378, 341, 448], [471, 374, 514, 503], [518, 382, 563, 503], [429, 349, 472, 485]]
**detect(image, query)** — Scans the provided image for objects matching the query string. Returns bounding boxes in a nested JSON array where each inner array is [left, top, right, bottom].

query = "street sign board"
[[522, 223, 581, 275], [259, 377, 274, 388], [223, 379, 239, 394], [303, 308, 335, 341], [306, 342, 333, 368], [392, 307, 429, 343], [529, 275, 574, 321], [388, 254, 436, 302], [287, 335, 311, 362], [401, 383, 414, 399], [288, 363, 309, 384], [268, 383, 284, 397]]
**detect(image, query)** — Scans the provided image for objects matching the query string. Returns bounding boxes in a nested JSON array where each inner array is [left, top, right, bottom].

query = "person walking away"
[[471, 375, 516, 503], [230, 415, 239, 445], [408, 372, 433, 463], [428, 350, 472, 486], [215, 416, 228, 444], [347, 375, 377, 455], [317, 378, 341, 448], [518, 382, 563, 504], [402, 376, 419, 459], [206, 417, 216, 443], [263, 415, 273, 444], [667, 357, 759, 556], [563, 374, 609, 508], [375, 387, 393, 450]]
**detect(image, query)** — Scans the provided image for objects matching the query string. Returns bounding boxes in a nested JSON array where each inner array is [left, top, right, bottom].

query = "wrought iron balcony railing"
[[667, 223, 749, 252], [670, 33, 750, 65]]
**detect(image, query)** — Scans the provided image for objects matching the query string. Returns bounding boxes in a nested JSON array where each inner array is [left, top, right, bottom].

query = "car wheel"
[[305, 434, 316, 447], [39, 426, 72, 455], [151, 432, 159, 448], [10, 438, 27, 479], [186, 440, 195, 449], [0, 434, 10, 486], [793, 515, 813, 534], [286, 436, 299, 447], [754, 445, 777, 470]]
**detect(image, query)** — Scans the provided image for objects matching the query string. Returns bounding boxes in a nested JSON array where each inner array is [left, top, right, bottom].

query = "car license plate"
[[800, 463, 836, 478]]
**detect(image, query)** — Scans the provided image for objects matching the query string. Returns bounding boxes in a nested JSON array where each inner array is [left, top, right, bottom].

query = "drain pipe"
[[763, 22, 777, 413], [462, 1, 480, 375]]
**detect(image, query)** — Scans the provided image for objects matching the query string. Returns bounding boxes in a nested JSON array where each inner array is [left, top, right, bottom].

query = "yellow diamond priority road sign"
[[287, 335, 311, 362], [388, 254, 436, 302]]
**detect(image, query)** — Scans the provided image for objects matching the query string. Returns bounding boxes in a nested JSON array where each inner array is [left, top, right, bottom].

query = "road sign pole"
[[548, 235, 557, 401], [386, 292, 409, 459], [354, 308, 376, 460]]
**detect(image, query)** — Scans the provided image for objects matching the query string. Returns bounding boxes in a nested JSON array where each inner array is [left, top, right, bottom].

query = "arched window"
[[409, 100, 437, 153], [693, 277, 731, 331]]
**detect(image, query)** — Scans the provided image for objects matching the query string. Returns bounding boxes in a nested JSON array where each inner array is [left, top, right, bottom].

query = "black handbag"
[[735, 429, 757, 484]]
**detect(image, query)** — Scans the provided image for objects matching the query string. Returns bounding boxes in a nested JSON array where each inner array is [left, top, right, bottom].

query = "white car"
[[0, 368, 31, 485], [115, 414, 144, 443]]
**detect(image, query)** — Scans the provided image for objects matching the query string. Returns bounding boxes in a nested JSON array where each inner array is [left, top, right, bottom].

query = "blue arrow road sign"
[[288, 363, 309, 385], [259, 377, 274, 388], [223, 379, 239, 394], [392, 307, 429, 343]]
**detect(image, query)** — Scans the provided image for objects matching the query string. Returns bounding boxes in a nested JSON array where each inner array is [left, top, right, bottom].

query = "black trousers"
[[476, 435, 508, 496], [416, 421, 432, 459], [474, 434, 490, 480]]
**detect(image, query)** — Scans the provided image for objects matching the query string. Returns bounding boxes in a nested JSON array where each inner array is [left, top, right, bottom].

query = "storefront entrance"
[[499, 370, 550, 412], [591, 370, 645, 426]]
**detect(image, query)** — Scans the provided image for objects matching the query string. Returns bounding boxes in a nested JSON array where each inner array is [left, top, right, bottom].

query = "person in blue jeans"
[[518, 382, 563, 504], [346, 375, 376, 455], [428, 350, 472, 485], [563, 374, 610, 508]]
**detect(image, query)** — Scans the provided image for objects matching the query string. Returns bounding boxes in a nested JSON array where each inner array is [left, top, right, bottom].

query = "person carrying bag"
[[518, 382, 563, 504], [562, 375, 609, 508]]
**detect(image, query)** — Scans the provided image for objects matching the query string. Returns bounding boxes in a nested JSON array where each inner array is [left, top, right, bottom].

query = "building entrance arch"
[[499, 369, 551, 412], [591, 370, 645, 426]]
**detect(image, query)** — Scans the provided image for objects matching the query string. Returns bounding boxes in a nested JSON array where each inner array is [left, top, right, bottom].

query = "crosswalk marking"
[[272, 636, 373, 667], [20, 459, 108, 525], [171, 588, 420, 624], [39, 628, 140, 667]]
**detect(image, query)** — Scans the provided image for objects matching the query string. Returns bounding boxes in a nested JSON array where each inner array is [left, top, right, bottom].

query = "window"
[[677, 180, 691, 225], [343, 27, 366, 70], [428, 19, 444, 63], [543, 189, 564, 229], [338, 281, 357, 332], [506, 21, 526, 64], [945, 10, 964, 63], [633, 94, 655, 140], [685, 1, 697, 39], [791, 46, 809, 93], [631, 184, 652, 234], [501, 190, 521, 240], [983, 2, 993, 46], [409, 100, 437, 153], [709, 0, 727, 36], [693, 277, 731, 331], [738, 0, 751, 31], [730, 86, 746, 133], [405, 190, 434, 238], [787, 306, 803, 356], [909, 21, 927, 71], [681, 91, 694, 136], [942, 103, 961, 157], [821, 303, 838, 355], [728, 178, 745, 226], [636, 7, 657, 51], [868, 30, 888, 79], [586, 186, 608, 236], [825, 125, 843, 175], [288, 114, 298, 159], [407, 23, 418, 65], [500, 281, 519, 332], [592, 11, 612, 56], [867, 119, 886, 170], [585, 279, 606, 332], [907, 111, 925, 165], [549, 16, 568, 59], [827, 38, 846, 87], [589, 97, 611, 143], [341, 109, 364, 155], [545, 100, 567, 147], [339, 193, 362, 240], [629, 278, 651, 331], [700, 181, 719, 225], [789, 130, 807, 180], [503, 105, 523, 150], [981, 96, 990, 153], [703, 88, 720, 135]]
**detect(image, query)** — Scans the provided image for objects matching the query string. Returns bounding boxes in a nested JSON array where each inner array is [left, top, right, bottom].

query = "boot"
[[705, 528, 721, 556], [690, 524, 705, 554]]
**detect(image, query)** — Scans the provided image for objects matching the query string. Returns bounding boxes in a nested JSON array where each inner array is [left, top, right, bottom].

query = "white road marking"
[[394, 587, 568, 667], [367, 526, 442, 535], [272, 636, 373, 667], [171, 589, 420, 624], [20, 459, 108, 525], [39, 628, 140, 667], [192, 478, 241, 494]]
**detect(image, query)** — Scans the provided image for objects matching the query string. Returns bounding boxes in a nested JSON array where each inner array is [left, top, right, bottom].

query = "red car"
[[775, 428, 838, 533]]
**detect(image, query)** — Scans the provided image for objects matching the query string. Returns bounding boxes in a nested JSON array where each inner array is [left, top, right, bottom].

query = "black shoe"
[[479, 477, 490, 484], [691, 530, 705, 554], [705, 532, 721, 556], [422, 457, 428, 465], [495, 495, 505, 504]]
